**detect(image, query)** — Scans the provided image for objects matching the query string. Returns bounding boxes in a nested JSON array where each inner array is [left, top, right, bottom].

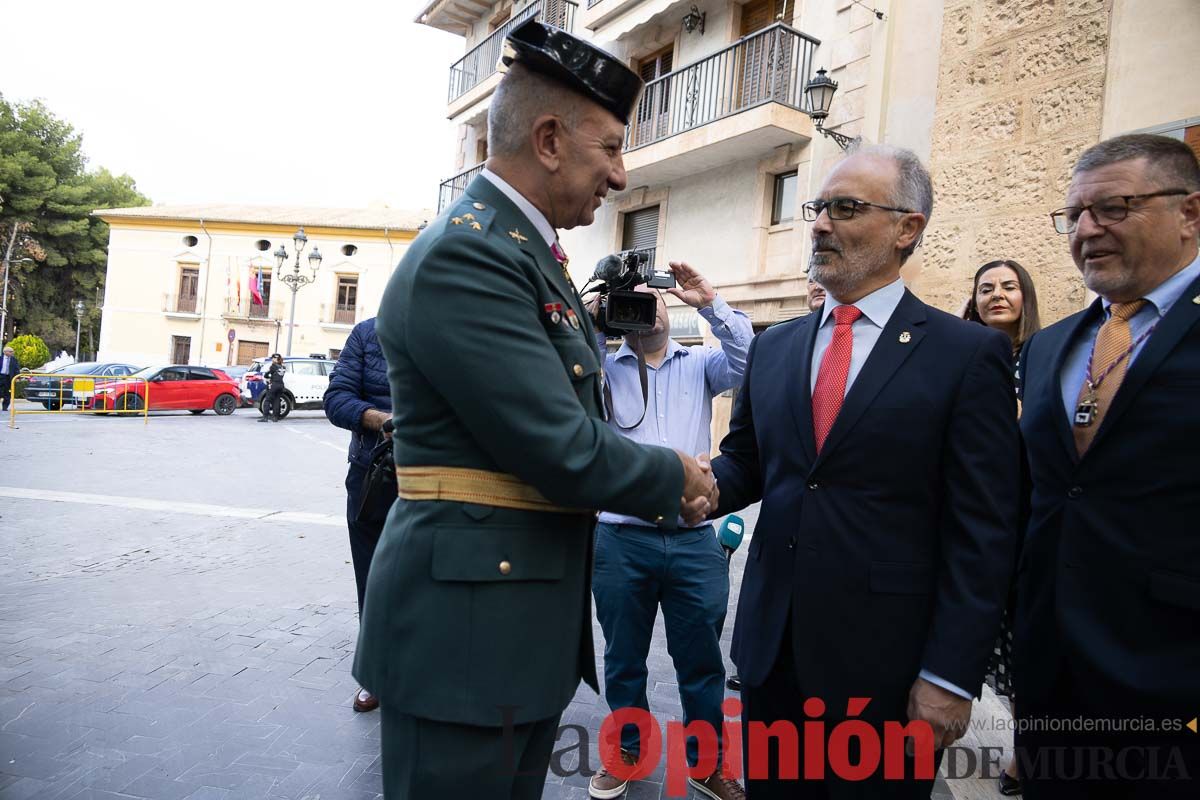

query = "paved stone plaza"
[[0, 404, 958, 799]]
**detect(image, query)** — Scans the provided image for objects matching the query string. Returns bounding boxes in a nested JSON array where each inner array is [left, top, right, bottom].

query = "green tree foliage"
[[8, 333, 50, 370], [0, 95, 150, 352]]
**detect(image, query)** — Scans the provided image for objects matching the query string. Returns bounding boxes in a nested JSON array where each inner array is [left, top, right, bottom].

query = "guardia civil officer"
[[353, 20, 716, 800]]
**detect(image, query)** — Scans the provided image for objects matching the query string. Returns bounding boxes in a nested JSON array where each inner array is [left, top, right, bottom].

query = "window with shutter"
[[739, 0, 792, 107], [632, 47, 673, 147], [177, 267, 198, 313], [622, 206, 659, 251]]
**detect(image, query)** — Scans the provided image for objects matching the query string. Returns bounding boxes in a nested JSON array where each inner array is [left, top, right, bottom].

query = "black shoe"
[[726, 674, 742, 691], [257, 417, 270, 423], [998, 770, 1022, 796]]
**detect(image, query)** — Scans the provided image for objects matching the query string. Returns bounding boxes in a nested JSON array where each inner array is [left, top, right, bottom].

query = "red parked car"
[[88, 365, 241, 415]]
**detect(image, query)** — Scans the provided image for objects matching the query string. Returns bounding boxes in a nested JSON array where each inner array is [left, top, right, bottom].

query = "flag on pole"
[[250, 264, 264, 306]]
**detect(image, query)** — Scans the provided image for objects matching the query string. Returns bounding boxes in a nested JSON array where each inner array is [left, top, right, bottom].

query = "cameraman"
[[323, 318, 392, 713], [588, 261, 752, 800]]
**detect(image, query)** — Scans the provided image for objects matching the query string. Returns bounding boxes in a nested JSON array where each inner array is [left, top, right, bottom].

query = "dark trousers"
[[592, 521, 728, 767], [345, 463, 383, 615], [1, 377, 12, 411], [742, 621, 941, 799], [1018, 664, 1200, 800], [380, 705, 561, 799], [263, 385, 283, 419]]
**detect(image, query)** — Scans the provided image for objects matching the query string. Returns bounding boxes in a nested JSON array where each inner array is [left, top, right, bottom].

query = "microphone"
[[717, 514, 745, 563]]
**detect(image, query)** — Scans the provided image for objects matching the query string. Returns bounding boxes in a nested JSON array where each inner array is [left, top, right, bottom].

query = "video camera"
[[589, 249, 676, 335]]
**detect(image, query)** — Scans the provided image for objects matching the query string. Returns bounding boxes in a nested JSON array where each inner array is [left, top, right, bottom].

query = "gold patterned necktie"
[[1072, 299, 1147, 455]]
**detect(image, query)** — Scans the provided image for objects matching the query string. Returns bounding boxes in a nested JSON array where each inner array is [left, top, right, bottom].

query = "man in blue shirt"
[[588, 261, 753, 800]]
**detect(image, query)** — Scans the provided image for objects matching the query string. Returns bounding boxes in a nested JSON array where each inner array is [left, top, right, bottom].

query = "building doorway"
[[237, 340, 270, 365]]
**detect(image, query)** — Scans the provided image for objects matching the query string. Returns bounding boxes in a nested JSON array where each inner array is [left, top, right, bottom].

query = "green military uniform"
[[354, 174, 685, 798]]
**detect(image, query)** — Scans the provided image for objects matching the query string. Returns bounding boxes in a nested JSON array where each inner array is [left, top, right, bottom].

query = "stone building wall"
[[919, 0, 1112, 324]]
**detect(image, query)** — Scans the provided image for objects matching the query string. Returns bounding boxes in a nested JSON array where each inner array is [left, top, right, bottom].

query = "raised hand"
[[665, 261, 716, 309]]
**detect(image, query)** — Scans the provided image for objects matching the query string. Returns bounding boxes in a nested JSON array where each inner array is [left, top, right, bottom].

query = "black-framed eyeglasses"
[[801, 197, 915, 222], [1049, 189, 1189, 234]]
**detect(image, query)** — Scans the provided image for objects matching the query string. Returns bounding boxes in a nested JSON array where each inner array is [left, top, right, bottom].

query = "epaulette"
[[444, 199, 496, 237]]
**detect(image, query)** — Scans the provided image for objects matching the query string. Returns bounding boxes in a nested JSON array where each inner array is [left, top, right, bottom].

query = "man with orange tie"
[[1014, 133, 1200, 799], [710, 145, 1022, 798]]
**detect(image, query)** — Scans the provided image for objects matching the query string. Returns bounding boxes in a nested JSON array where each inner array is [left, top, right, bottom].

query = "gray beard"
[[808, 253, 877, 299]]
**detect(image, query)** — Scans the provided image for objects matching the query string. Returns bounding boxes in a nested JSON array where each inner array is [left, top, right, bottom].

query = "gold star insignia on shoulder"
[[451, 217, 463, 225], [473, 203, 486, 210], [470, 221, 482, 230], [462, 213, 475, 221], [509, 229, 528, 243]]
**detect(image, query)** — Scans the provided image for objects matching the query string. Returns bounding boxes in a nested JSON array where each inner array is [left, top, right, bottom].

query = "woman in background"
[[963, 258, 1041, 796]]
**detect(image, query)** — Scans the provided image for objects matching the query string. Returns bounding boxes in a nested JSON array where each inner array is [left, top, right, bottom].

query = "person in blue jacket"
[[323, 317, 392, 712]]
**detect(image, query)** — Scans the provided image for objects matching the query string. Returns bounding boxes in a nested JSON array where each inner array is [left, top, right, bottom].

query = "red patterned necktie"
[[812, 304, 863, 454]]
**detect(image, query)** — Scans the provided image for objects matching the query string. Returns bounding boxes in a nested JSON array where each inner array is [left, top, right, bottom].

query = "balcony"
[[447, 0, 577, 119], [438, 161, 485, 212], [223, 297, 277, 322], [162, 293, 200, 319], [622, 23, 821, 186]]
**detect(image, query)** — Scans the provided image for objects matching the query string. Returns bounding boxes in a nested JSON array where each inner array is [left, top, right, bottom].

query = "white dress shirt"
[[480, 168, 557, 249]]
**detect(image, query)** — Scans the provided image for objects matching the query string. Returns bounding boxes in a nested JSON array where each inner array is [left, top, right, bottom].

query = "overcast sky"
[[5, 0, 463, 214]]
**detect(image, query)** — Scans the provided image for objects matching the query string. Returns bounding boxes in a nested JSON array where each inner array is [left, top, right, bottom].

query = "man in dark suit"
[[1, 345, 21, 411], [1014, 133, 1200, 799], [711, 146, 1022, 798], [353, 20, 715, 800]]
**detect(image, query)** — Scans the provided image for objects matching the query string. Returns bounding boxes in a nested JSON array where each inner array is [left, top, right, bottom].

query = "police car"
[[239, 355, 336, 419]]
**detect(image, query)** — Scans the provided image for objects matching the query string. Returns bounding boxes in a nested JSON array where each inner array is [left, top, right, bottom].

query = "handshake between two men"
[[676, 452, 719, 526]]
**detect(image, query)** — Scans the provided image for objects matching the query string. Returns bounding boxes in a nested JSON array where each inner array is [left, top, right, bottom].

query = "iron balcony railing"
[[625, 22, 820, 152], [448, 0, 578, 103], [586, 0, 603, 7], [438, 161, 485, 212]]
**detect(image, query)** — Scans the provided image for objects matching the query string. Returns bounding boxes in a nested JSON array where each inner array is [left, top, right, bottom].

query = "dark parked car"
[[21, 362, 139, 409]]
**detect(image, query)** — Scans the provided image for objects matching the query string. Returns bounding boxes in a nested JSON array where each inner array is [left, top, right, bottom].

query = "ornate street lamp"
[[74, 299, 86, 361], [271, 228, 323, 356], [803, 68, 858, 152]]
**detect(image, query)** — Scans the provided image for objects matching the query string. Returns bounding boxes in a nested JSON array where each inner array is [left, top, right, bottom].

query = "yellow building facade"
[[94, 205, 425, 368]]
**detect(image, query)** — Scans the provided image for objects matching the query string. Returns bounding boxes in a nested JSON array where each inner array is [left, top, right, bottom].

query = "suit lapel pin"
[[899, 331, 912, 343], [1192, 294, 1200, 305], [509, 229, 528, 243]]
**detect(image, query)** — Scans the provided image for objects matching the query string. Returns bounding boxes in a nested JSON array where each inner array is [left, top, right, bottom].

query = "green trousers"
[[380, 706, 562, 799]]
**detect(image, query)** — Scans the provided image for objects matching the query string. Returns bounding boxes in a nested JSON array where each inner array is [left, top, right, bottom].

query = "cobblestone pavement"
[[0, 404, 953, 799]]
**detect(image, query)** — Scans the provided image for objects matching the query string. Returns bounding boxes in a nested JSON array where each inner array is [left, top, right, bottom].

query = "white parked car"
[[239, 356, 336, 418]]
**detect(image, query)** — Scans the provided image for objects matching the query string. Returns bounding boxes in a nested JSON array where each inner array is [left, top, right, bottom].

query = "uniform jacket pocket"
[[431, 525, 566, 582]]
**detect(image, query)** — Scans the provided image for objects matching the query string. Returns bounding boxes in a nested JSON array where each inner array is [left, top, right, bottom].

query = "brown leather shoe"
[[589, 748, 637, 799], [352, 687, 378, 712], [689, 769, 746, 800]]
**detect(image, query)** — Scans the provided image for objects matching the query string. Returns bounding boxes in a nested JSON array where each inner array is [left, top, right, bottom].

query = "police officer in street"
[[353, 19, 717, 800], [258, 353, 285, 422]]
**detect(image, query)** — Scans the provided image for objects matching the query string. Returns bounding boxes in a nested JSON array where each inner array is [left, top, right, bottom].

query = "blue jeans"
[[592, 522, 729, 767]]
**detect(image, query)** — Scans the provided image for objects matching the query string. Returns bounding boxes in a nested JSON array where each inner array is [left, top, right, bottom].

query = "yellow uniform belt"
[[395, 466, 589, 515]]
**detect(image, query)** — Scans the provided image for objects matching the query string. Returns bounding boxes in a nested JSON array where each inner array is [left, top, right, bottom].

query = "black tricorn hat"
[[502, 19, 643, 125]]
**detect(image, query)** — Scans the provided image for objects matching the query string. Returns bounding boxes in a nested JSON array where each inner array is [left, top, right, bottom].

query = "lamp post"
[[803, 68, 858, 152], [74, 299, 85, 361], [1, 256, 34, 342], [272, 228, 323, 357]]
